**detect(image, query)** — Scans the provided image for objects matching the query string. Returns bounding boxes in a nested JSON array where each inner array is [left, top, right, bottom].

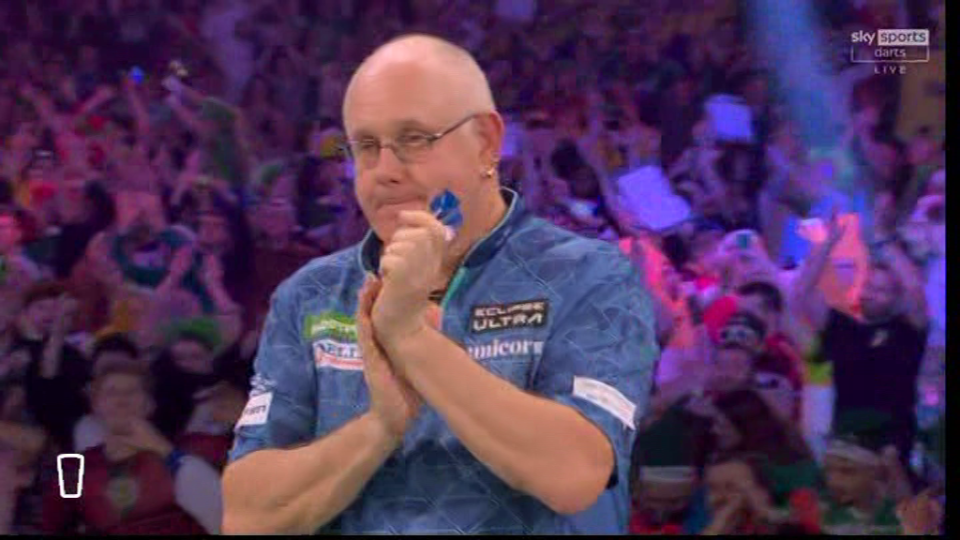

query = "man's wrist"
[[376, 302, 432, 351], [362, 412, 405, 452]]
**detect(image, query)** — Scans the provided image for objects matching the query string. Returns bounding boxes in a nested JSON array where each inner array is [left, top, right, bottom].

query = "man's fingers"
[[357, 275, 382, 315], [379, 253, 403, 280], [397, 210, 436, 228], [397, 211, 448, 239]]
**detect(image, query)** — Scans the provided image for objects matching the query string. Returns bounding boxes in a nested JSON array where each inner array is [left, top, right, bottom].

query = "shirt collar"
[[359, 188, 525, 275]]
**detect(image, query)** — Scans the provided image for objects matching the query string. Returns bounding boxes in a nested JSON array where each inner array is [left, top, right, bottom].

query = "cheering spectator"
[[72, 333, 143, 453], [707, 311, 767, 394], [700, 453, 780, 534], [795, 212, 928, 466], [41, 358, 222, 534], [819, 409, 914, 534], [150, 318, 240, 441], [52, 180, 116, 279], [0, 205, 43, 286], [629, 404, 713, 534], [4, 282, 89, 452], [709, 389, 819, 505]]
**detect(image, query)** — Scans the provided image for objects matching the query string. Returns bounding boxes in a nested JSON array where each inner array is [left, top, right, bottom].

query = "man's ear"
[[475, 112, 505, 169]]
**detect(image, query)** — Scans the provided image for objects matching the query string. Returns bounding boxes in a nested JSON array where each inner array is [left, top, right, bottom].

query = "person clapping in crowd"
[[41, 358, 223, 534]]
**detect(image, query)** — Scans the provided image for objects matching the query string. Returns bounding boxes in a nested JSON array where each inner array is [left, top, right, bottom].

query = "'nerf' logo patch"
[[470, 300, 548, 333]]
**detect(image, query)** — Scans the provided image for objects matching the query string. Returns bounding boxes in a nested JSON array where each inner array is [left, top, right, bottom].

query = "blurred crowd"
[[0, 0, 946, 535]]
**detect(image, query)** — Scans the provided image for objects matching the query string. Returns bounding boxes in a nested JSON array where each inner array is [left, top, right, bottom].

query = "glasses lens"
[[347, 142, 380, 168], [396, 135, 433, 163]]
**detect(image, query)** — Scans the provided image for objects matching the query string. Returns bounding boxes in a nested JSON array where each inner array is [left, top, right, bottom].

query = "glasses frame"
[[342, 113, 479, 167]]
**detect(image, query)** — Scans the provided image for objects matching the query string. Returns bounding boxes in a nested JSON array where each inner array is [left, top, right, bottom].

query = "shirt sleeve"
[[531, 254, 659, 488], [228, 280, 317, 463]]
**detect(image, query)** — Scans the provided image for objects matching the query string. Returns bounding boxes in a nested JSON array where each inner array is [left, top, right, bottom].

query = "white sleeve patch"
[[572, 377, 636, 430], [236, 392, 273, 428]]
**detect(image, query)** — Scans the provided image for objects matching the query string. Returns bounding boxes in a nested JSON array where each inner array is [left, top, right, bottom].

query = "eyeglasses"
[[719, 325, 761, 350], [342, 113, 478, 168]]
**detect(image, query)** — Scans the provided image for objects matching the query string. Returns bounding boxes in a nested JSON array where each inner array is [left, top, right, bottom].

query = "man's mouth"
[[377, 197, 426, 213]]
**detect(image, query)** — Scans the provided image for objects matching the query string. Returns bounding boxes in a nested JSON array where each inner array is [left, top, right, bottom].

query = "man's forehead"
[[348, 117, 439, 138], [344, 51, 472, 133]]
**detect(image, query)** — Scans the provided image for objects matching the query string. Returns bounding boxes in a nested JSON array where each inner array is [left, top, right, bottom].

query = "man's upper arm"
[[532, 256, 659, 485], [228, 281, 316, 463]]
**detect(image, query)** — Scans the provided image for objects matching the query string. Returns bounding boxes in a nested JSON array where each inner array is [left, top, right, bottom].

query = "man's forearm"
[[222, 412, 398, 534], [791, 236, 837, 305], [383, 328, 613, 515]]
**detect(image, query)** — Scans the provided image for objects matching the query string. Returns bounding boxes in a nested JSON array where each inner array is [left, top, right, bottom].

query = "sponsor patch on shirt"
[[313, 339, 364, 371], [470, 300, 548, 333], [572, 377, 636, 430], [303, 311, 358, 341], [467, 338, 544, 360], [236, 392, 273, 428], [303, 311, 365, 371]]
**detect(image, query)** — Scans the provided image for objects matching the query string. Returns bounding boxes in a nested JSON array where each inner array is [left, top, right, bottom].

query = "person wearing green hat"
[[150, 317, 227, 440]]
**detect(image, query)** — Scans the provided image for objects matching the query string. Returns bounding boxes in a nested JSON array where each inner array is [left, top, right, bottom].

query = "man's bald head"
[[343, 34, 496, 124], [343, 34, 507, 248]]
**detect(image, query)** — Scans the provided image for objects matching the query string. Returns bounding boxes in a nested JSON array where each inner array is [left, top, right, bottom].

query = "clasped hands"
[[355, 210, 449, 441]]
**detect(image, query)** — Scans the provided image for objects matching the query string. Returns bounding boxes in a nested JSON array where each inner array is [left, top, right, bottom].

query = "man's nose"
[[368, 145, 407, 186]]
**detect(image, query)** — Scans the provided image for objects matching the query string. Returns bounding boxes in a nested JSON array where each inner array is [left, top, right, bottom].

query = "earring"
[[483, 158, 500, 179]]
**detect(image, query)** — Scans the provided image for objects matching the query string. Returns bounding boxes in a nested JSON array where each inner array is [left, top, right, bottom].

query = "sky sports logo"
[[850, 29, 930, 65]]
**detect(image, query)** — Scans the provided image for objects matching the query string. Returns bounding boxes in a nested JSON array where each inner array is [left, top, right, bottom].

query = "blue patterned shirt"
[[229, 189, 659, 534]]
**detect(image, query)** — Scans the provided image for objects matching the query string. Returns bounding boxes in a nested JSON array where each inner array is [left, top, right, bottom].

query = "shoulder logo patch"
[[573, 377, 637, 430]]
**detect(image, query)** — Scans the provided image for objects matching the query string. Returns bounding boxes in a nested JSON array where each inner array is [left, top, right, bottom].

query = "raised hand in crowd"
[[896, 488, 943, 536], [112, 417, 174, 459], [39, 294, 78, 379], [880, 445, 914, 504], [159, 244, 197, 294]]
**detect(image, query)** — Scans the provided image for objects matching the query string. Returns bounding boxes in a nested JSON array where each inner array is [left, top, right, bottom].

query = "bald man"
[[222, 35, 659, 534]]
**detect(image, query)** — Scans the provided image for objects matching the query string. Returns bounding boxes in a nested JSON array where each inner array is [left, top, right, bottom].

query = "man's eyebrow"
[[349, 119, 434, 139], [395, 119, 434, 132]]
